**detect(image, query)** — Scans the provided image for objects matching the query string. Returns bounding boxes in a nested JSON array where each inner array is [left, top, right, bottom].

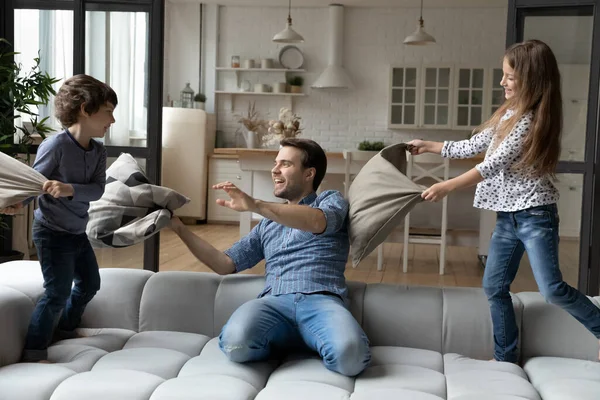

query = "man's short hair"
[[280, 138, 327, 191]]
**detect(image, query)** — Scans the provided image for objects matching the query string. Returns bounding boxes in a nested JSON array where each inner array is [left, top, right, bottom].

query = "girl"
[[407, 39, 600, 363]]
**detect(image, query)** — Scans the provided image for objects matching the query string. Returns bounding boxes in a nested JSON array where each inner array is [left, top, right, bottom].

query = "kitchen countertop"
[[212, 148, 346, 159], [211, 148, 485, 163]]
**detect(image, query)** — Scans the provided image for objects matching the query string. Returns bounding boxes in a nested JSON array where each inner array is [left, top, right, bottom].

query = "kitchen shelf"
[[215, 91, 306, 111], [216, 68, 305, 72], [216, 67, 306, 89], [215, 91, 305, 96]]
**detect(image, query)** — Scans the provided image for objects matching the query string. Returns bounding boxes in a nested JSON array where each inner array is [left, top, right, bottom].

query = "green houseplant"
[[0, 38, 59, 262], [287, 76, 304, 94], [358, 140, 385, 151], [193, 93, 206, 110]]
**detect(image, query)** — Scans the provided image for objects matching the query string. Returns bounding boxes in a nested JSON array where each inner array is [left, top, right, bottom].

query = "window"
[[85, 11, 149, 147], [14, 9, 74, 136]]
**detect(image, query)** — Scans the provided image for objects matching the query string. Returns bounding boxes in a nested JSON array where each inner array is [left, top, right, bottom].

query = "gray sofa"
[[0, 260, 599, 400]]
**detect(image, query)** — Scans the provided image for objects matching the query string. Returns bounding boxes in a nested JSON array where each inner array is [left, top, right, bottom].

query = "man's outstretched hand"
[[212, 181, 257, 213], [168, 215, 186, 231]]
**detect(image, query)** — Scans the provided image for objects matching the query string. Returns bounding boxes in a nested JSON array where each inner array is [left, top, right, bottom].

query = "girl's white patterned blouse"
[[441, 110, 559, 212]]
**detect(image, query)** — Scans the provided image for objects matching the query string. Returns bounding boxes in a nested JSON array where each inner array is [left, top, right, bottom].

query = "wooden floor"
[[94, 223, 580, 293]]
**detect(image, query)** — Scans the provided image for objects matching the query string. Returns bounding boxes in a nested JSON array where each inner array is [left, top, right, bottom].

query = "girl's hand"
[[422, 182, 451, 202], [406, 139, 429, 155], [43, 181, 74, 198], [406, 140, 444, 155]]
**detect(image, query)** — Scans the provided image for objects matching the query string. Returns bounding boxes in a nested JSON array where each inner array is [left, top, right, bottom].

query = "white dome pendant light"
[[273, 0, 304, 44], [404, 0, 436, 45]]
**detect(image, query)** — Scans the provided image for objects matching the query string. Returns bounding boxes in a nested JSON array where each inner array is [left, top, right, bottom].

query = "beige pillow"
[[347, 143, 425, 267], [0, 151, 46, 209]]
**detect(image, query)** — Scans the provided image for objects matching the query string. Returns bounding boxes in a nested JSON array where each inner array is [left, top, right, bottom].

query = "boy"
[[1, 74, 117, 362]]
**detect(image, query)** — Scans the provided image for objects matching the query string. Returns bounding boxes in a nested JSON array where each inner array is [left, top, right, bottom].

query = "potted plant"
[[287, 76, 304, 94], [264, 108, 302, 148], [358, 140, 385, 151], [194, 93, 206, 110], [0, 39, 58, 262], [234, 101, 268, 149]]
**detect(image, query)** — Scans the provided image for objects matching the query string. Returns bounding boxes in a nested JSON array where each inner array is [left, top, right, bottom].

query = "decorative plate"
[[279, 45, 304, 69]]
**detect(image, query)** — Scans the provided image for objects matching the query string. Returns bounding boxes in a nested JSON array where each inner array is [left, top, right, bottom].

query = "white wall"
[[164, 4, 509, 232], [163, 0, 202, 106], [163, 3, 509, 148]]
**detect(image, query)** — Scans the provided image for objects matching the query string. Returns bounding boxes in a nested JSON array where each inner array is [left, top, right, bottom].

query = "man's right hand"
[[0, 202, 24, 215], [168, 215, 186, 232], [168, 214, 236, 276]]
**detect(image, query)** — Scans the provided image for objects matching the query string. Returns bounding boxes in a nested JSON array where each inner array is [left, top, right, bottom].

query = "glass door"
[[80, 0, 164, 272], [11, 0, 164, 271], [506, 0, 600, 295]]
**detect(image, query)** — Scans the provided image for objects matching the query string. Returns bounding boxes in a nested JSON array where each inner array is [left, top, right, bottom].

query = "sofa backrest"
[[1, 261, 599, 362], [78, 269, 525, 360]]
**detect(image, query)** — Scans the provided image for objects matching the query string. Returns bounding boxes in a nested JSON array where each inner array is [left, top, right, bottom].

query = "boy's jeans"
[[483, 204, 600, 362], [219, 292, 371, 376], [22, 220, 101, 362]]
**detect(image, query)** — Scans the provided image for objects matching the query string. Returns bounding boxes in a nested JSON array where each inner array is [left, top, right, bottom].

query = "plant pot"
[[290, 85, 302, 94], [194, 102, 205, 110], [0, 250, 25, 264], [245, 131, 257, 149]]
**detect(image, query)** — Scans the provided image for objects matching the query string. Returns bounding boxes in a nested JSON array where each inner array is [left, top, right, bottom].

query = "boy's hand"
[[43, 181, 75, 198], [0, 203, 24, 215]]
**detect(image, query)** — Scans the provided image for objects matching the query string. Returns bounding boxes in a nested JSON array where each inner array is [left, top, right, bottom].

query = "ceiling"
[[168, 0, 508, 8]]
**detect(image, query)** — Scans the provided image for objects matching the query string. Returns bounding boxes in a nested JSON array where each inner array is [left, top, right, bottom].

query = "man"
[[169, 138, 370, 376]]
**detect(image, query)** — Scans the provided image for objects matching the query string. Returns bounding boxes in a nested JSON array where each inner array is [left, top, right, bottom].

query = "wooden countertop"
[[213, 148, 345, 159], [211, 148, 484, 163]]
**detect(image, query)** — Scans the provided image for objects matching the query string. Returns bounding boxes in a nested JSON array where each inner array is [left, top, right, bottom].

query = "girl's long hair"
[[476, 39, 562, 177]]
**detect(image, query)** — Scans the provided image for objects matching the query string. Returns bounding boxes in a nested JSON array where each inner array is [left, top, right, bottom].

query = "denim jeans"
[[218, 292, 371, 376], [22, 220, 101, 362], [483, 204, 600, 362]]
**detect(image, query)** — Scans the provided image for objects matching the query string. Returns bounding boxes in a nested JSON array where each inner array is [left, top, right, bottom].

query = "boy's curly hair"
[[54, 74, 118, 128]]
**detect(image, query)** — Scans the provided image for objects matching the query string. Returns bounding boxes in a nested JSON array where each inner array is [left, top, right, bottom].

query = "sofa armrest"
[[0, 285, 34, 367], [518, 292, 600, 361]]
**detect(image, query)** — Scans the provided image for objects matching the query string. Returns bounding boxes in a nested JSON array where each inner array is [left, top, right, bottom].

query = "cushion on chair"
[[86, 153, 190, 248], [347, 143, 425, 267]]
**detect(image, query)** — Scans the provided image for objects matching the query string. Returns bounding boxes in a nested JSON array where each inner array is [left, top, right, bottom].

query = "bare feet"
[[37, 360, 53, 364]]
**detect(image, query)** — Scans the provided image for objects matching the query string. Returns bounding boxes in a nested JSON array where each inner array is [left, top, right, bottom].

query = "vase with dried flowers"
[[264, 108, 302, 148], [234, 101, 268, 148]]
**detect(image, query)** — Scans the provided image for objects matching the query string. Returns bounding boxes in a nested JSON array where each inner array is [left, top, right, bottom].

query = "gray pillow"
[[86, 153, 190, 248], [347, 143, 425, 267]]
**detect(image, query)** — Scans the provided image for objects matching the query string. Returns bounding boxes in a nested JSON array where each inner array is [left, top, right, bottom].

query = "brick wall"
[[215, 5, 508, 150]]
